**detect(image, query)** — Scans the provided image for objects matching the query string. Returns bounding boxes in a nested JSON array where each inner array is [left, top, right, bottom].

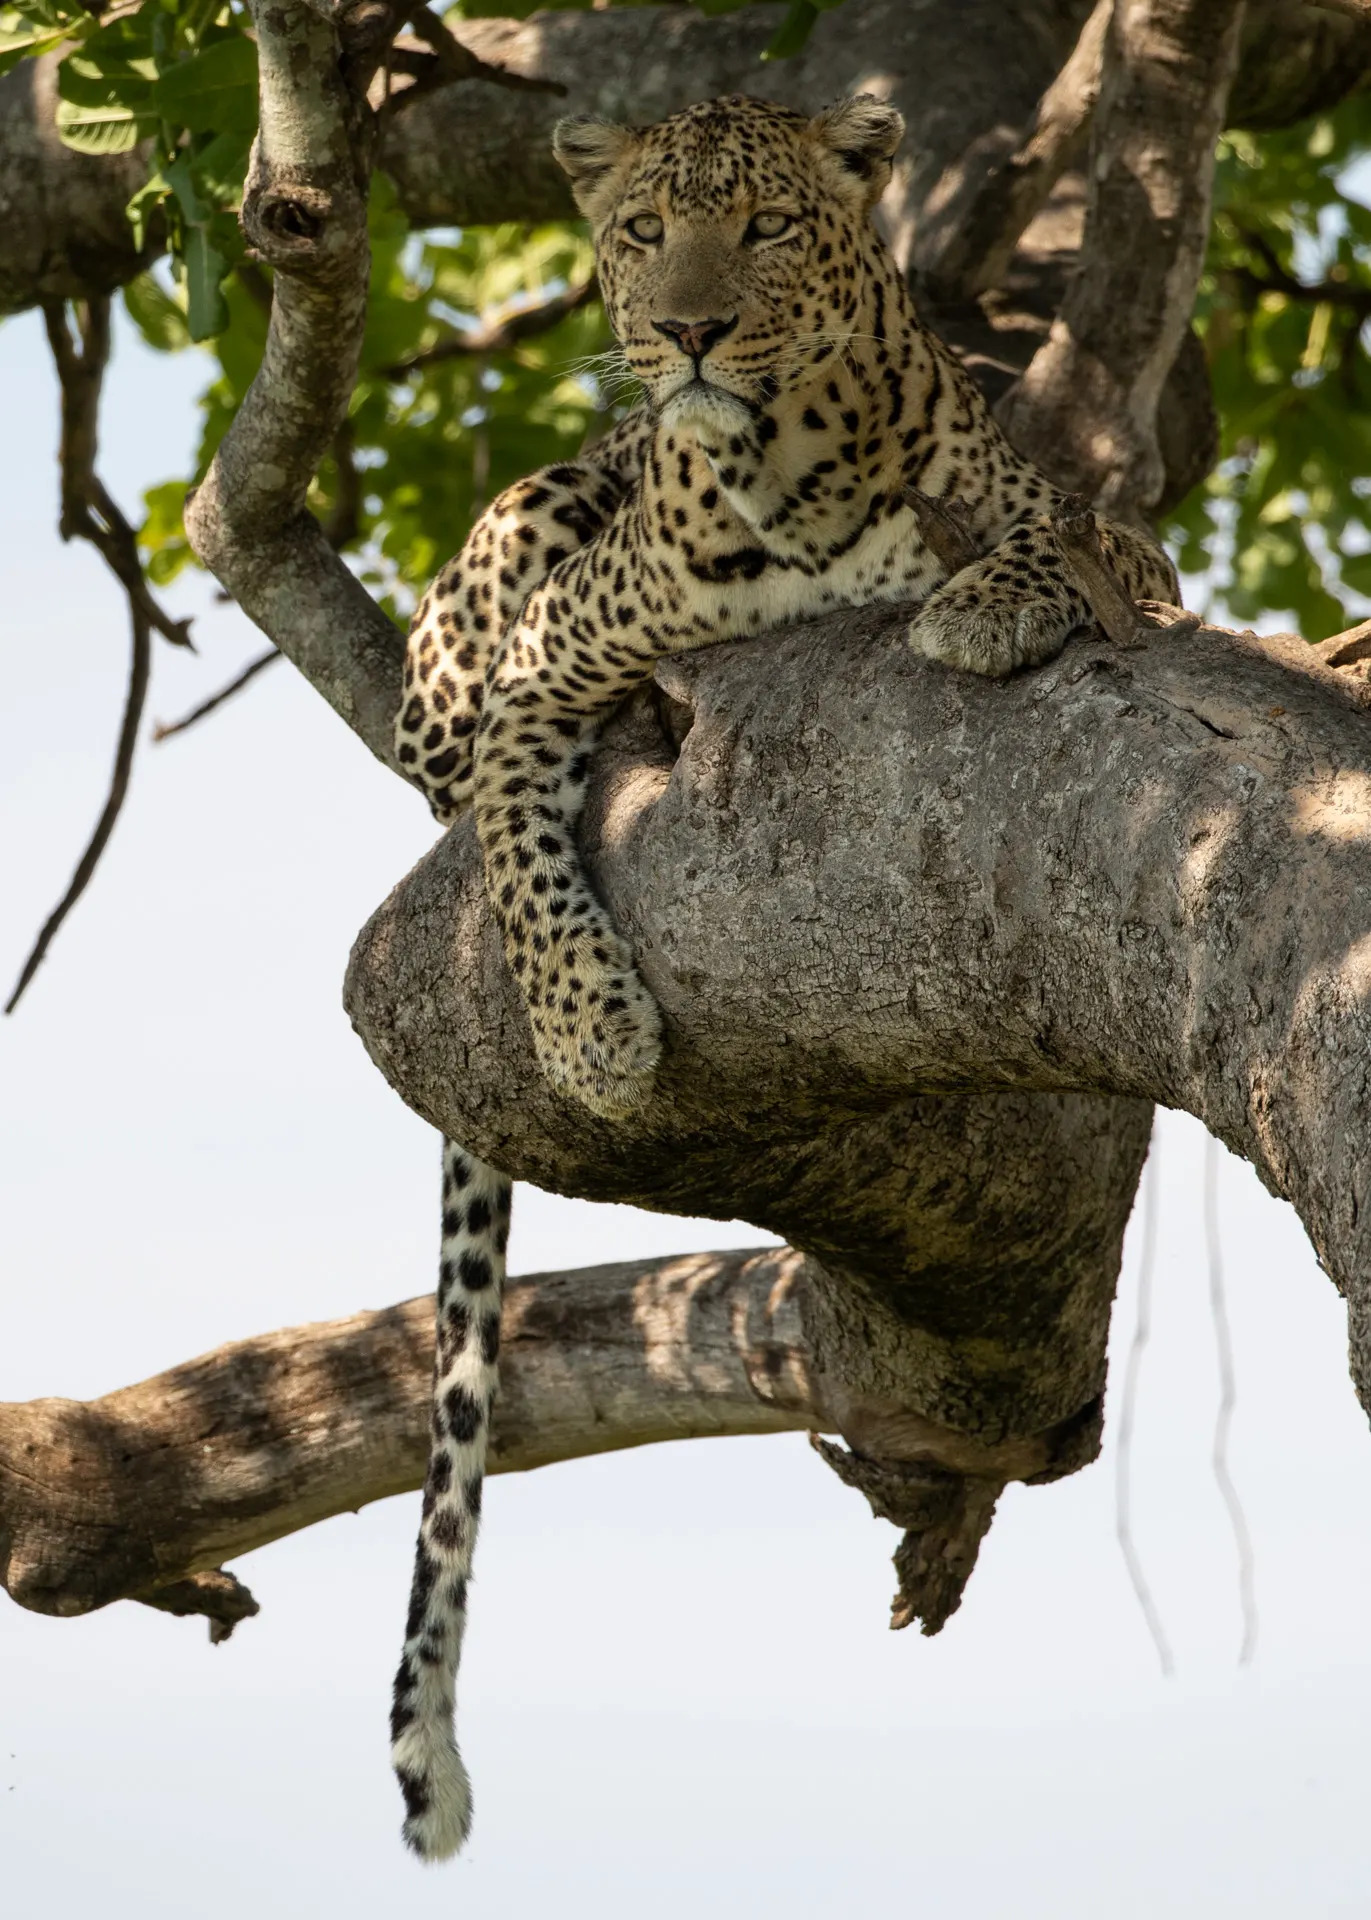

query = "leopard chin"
[[660, 377, 755, 436]]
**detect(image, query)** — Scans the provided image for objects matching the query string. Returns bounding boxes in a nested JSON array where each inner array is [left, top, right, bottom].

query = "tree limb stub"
[[997, 0, 1249, 520], [1, 1242, 1086, 1627]]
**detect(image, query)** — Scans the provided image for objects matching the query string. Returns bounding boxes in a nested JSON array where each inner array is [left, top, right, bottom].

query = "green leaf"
[[182, 221, 230, 340], [54, 7, 159, 152], [138, 479, 193, 585], [155, 32, 258, 135], [189, 126, 254, 208], [54, 98, 157, 154], [126, 171, 171, 252], [0, 12, 68, 76], [1338, 552, 1371, 600], [123, 270, 192, 353]]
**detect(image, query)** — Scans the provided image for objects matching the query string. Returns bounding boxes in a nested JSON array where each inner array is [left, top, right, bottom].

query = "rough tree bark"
[[5, 0, 1371, 1641]]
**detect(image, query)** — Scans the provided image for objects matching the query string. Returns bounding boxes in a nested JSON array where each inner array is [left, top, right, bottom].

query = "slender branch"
[[1225, 218, 1371, 317], [41, 300, 193, 651], [7, 295, 171, 1014], [5, 604, 150, 1014], [152, 648, 281, 744], [997, 0, 1249, 518], [381, 274, 599, 380], [389, 6, 567, 101], [915, 0, 1113, 305]]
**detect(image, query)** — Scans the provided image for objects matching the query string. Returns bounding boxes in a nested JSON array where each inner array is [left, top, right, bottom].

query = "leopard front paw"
[[908, 591, 1077, 678], [528, 943, 663, 1117]]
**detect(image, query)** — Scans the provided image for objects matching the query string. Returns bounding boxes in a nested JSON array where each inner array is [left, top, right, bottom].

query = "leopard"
[[388, 92, 1178, 1863]]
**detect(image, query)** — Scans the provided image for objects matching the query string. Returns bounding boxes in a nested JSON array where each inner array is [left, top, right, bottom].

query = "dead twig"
[[5, 605, 150, 1014], [1052, 493, 1199, 647], [382, 274, 599, 380], [153, 648, 281, 744], [902, 487, 981, 576], [7, 297, 173, 1015]]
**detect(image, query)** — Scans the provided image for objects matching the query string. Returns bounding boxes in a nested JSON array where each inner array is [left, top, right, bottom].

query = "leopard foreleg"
[[907, 512, 1178, 678]]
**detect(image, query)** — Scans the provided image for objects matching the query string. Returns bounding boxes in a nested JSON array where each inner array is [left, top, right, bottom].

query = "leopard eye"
[[625, 212, 663, 244], [746, 211, 794, 243]]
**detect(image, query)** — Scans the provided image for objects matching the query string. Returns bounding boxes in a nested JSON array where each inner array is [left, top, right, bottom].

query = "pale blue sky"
[[3, 304, 1371, 1917]]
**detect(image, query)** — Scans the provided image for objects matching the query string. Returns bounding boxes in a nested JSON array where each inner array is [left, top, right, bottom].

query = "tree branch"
[[380, 274, 598, 380], [6, 294, 181, 1014], [914, 0, 1113, 306], [997, 0, 1249, 519], [182, 0, 405, 772], [0, 1242, 1110, 1632]]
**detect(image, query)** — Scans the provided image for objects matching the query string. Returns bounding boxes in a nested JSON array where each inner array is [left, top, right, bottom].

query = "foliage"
[[1164, 93, 1371, 637], [1, 0, 256, 338]]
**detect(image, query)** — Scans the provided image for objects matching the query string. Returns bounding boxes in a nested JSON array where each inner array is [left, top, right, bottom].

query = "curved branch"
[[344, 606, 1371, 1424], [997, 0, 1249, 518]]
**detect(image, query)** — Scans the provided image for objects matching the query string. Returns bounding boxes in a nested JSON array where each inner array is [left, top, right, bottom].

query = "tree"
[[3, 0, 1371, 1860]]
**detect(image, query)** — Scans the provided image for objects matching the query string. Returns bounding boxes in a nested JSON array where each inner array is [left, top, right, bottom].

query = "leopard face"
[[553, 95, 904, 439]]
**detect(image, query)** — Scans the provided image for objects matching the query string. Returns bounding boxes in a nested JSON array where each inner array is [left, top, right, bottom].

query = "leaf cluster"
[[1164, 92, 1371, 637], [1, 0, 257, 338]]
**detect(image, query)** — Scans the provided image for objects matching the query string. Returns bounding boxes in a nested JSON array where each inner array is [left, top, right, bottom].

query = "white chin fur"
[[661, 382, 753, 437]]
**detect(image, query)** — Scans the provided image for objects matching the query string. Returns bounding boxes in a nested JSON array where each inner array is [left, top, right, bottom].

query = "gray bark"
[[346, 610, 1371, 1424], [0, 1248, 819, 1620]]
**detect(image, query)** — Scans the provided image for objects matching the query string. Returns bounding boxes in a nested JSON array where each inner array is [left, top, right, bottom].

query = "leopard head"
[[553, 94, 905, 437]]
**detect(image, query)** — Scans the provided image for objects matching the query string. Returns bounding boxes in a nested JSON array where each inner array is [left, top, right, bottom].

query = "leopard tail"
[[390, 1141, 511, 1861]]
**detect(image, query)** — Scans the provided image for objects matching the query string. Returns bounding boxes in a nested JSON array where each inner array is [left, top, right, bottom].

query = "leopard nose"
[[651, 314, 739, 360]]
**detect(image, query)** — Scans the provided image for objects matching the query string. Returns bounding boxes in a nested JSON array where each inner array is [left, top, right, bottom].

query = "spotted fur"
[[391, 92, 1179, 1861]]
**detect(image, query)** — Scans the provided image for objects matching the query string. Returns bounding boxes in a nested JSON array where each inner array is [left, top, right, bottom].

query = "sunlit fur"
[[390, 93, 1178, 1863]]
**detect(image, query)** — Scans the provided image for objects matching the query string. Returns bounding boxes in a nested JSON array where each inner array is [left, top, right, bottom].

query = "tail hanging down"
[[390, 1141, 511, 1861]]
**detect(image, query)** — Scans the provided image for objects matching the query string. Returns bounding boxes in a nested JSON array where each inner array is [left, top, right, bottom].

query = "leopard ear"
[[552, 117, 644, 219], [809, 94, 905, 210]]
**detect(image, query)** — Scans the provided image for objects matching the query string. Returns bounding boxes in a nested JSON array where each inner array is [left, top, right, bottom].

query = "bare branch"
[[388, 7, 567, 102], [381, 275, 599, 380], [997, 0, 1249, 519], [152, 648, 281, 744], [5, 603, 150, 1014], [6, 295, 171, 1014], [0, 1241, 1112, 1626], [41, 299, 192, 649]]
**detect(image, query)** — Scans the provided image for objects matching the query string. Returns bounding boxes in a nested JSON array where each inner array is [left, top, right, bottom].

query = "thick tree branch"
[[997, 0, 1249, 519], [0, 1244, 1108, 1632], [344, 603, 1371, 1441]]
